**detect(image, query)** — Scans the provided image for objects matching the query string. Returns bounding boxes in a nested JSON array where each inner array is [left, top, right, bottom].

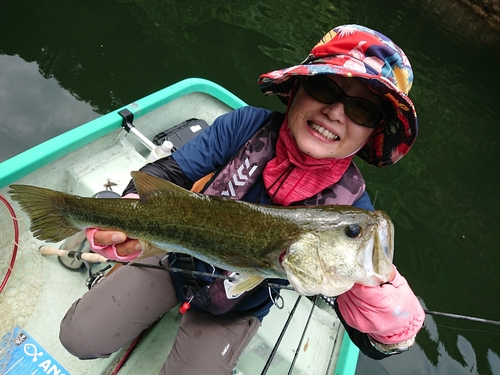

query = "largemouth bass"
[[8, 171, 394, 296]]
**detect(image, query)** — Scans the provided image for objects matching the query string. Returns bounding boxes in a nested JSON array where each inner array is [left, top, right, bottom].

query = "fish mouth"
[[373, 210, 394, 263], [278, 250, 287, 273], [308, 121, 340, 141], [357, 210, 395, 286]]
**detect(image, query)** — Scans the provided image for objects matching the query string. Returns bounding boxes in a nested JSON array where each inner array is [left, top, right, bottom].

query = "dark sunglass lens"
[[347, 99, 384, 128], [303, 77, 342, 104], [303, 76, 385, 128]]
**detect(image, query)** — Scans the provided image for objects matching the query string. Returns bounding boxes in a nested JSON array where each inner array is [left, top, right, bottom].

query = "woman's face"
[[287, 74, 382, 159]]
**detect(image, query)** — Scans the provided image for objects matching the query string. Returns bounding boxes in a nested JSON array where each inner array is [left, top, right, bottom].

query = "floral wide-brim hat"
[[258, 24, 418, 168]]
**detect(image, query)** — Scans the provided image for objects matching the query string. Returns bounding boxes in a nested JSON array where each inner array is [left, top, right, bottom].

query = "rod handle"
[[39, 246, 108, 263]]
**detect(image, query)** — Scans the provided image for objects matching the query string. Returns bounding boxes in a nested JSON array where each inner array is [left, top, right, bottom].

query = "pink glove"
[[85, 228, 140, 262], [85, 192, 140, 262], [336, 266, 424, 344]]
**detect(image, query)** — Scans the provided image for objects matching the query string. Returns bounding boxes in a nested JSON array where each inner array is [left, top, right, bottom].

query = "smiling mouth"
[[308, 122, 340, 141]]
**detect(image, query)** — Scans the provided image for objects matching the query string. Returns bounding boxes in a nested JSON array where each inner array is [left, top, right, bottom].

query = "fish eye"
[[345, 224, 362, 238]]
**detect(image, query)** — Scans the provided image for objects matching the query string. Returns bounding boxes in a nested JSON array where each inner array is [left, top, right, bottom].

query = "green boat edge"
[[0, 77, 360, 373], [0, 78, 246, 188]]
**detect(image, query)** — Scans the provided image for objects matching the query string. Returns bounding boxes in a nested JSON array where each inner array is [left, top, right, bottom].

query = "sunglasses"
[[301, 76, 385, 128]]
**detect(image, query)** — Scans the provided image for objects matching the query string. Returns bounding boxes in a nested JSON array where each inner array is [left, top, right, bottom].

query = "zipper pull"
[[179, 296, 194, 314]]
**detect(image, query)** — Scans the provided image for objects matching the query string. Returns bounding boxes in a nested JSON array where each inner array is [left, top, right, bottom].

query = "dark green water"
[[1, 1, 499, 374]]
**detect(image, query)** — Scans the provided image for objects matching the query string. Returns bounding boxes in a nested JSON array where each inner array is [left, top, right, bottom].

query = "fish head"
[[281, 208, 394, 297]]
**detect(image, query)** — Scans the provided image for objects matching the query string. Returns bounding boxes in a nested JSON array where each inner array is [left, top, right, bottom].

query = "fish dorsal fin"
[[130, 171, 199, 202]]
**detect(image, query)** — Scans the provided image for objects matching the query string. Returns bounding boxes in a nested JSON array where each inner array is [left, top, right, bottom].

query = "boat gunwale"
[[0, 78, 247, 189]]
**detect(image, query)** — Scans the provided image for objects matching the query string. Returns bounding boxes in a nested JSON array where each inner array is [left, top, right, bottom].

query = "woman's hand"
[[93, 230, 142, 256], [336, 266, 425, 346], [86, 228, 142, 261], [84, 193, 142, 261]]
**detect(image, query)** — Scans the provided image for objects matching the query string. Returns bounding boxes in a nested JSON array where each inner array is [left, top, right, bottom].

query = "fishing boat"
[[0, 78, 359, 375]]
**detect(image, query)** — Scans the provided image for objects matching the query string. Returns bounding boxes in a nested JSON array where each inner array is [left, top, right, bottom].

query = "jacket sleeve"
[[352, 190, 375, 211]]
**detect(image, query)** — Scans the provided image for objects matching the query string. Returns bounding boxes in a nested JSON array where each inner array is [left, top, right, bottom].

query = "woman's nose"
[[322, 101, 347, 123]]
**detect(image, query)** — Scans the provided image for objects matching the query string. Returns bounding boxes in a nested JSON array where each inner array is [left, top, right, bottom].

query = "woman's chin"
[[299, 144, 343, 159]]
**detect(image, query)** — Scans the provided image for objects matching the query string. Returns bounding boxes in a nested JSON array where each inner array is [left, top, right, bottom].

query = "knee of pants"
[[59, 300, 111, 359], [59, 255, 176, 359], [59, 332, 107, 360]]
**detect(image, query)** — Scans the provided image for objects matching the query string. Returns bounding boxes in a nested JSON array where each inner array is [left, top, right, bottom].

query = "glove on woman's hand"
[[336, 266, 425, 345], [85, 228, 140, 262], [85, 193, 142, 262]]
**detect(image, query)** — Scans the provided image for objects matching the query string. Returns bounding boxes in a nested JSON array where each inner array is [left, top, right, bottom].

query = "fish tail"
[[8, 185, 80, 243]]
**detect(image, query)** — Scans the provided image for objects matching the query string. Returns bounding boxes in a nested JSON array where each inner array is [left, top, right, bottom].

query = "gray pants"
[[59, 255, 260, 375]]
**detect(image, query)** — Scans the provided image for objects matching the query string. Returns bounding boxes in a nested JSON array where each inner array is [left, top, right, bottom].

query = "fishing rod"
[[319, 294, 500, 327], [39, 246, 500, 327], [288, 295, 318, 375], [39, 245, 295, 291], [424, 310, 500, 327], [261, 295, 302, 375]]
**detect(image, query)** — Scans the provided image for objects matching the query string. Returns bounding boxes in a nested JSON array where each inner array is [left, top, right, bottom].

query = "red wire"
[[110, 333, 143, 375], [0, 195, 19, 293]]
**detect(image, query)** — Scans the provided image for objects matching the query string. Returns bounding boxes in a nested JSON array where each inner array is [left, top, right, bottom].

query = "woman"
[[60, 24, 424, 374]]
